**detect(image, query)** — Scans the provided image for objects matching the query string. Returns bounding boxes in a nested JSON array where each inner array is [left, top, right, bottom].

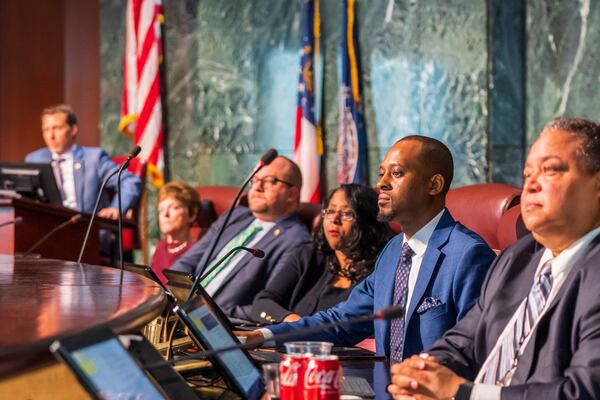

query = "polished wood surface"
[[0, 196, 133, 263], [0, 256, 166, 376]]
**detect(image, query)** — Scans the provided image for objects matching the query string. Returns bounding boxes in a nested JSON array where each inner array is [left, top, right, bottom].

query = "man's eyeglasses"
[[320, 208, 355, 221], [250, 175, 294, 189]]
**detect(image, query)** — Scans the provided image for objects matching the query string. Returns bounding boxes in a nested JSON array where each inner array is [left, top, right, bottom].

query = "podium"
[[0, 196, 130, 264]]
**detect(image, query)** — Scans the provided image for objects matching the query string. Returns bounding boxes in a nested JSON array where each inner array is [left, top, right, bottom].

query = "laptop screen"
[[59, 336, 165, 399], [176, 296, 264, 400]]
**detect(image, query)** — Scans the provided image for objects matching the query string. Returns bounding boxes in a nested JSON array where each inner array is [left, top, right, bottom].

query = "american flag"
[[337, 0, 368, 185], [293, 0, 323, 203], [119, 0, 166, 187]]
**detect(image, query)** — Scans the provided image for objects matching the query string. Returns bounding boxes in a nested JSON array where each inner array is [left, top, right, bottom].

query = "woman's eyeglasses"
[[320, 208, 355, 221], [249, 175, 294, 189]]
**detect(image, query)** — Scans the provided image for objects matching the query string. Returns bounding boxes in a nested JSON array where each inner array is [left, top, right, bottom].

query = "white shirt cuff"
[[470, 383, 501, 400], [257, 328, 276, 347]]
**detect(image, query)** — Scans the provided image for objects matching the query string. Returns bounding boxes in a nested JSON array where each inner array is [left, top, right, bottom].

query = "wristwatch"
[[453, 382, 474, 400]]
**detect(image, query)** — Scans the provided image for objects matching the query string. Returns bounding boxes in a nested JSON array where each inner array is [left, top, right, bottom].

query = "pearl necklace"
[[166, 240, 188, 254]]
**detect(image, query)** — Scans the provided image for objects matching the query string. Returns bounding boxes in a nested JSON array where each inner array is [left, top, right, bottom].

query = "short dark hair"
[[314, 184, 393, 283], [278, 155, 303, 190], [41, 104, 78, 127], [398, 135, 454, 194], [544, 117, 600, 174]]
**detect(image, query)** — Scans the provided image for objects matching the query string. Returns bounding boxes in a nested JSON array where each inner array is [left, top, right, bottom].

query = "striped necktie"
[[480, 259, 553, 385], [200, 222, 263, 287], [389, 242, 414, 363]]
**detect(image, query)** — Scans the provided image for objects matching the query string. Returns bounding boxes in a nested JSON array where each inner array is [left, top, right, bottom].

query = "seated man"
[[389, 117, 600, 400], [25, 104, 141, 219], [245, 135, 496, 361], [170, 156, 312, 320]]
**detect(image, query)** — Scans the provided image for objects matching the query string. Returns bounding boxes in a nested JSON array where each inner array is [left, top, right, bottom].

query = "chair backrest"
[[446, 183, 521, 251], [497, 204, 530, 251]]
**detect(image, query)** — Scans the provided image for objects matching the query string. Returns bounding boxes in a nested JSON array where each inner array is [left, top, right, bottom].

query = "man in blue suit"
[[171, 156, 312, 320], [25, 104, 141, 218], [246, 135, 496, 362]]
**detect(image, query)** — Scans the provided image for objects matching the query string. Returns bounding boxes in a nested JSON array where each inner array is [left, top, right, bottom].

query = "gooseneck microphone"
[[23, 214, 82, 257], [186, 148, 278, 301], [0, 216, 23, 229], [77, 145, 141, 264], [146, 306, 404, 370], [197, 246, 266, 285], [117, 145, 142, 270]]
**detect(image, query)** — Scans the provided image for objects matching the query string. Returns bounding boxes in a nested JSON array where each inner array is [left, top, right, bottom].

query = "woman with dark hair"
[[251, 184, 393, 323]]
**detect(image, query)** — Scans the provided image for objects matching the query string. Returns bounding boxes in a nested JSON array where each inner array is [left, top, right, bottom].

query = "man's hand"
[[388, 354, 466, 400], [283, 313, 302, 322], [233, 330, 265, 349], [97, 207, 119, 219]]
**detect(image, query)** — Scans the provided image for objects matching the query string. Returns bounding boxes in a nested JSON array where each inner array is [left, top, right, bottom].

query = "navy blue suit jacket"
[[171, 206, 312, 319], [429, 233, 600, 399], [25, 145, 141, 213], [268, 209, 496, 359]]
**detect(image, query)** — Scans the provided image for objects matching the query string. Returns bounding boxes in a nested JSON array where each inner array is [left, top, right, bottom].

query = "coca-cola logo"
[[304, 367, 342, 390], [280, 362, 300, 386]]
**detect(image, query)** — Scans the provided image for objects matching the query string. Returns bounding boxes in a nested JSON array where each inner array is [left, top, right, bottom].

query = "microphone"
[[0, 216, 23, 229], [78, 145, 141, 263], [146, 306, 404, 369], [186, 148, 278, 301], [117, 145, 142, 270], [197, 246, 266, 285], [23, 214, 82, 257]]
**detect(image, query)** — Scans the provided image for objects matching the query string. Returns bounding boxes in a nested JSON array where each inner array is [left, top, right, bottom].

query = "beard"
[[377, 210, 394, 222]]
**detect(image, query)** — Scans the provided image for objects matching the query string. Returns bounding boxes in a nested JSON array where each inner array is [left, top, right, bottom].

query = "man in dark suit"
[[171, 156, 312, 320], [389, 117, 600, 400], [25, 104, 141, 218], [245, 136, 496, 362]]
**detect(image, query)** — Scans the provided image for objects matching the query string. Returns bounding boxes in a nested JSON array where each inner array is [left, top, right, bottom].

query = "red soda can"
[[303, 355, 343, 400], [280, 353, 312, 400]]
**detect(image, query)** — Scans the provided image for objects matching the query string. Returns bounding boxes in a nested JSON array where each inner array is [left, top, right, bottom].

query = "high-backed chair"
[[497, 204, 529, 251], [445, 183, 521, 252]]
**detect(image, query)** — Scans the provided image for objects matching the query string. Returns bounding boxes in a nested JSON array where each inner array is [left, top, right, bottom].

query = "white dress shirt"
[[52, 147, 77, 210], [470, 225, 600, 400]]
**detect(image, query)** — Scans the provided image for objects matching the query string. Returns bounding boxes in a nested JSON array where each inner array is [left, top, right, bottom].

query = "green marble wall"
[[99, 0, 599, 243]]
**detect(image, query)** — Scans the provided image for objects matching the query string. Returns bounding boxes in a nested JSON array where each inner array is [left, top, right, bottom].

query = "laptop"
[[49, 326, 198, 400], [174, 295, 376, 398]]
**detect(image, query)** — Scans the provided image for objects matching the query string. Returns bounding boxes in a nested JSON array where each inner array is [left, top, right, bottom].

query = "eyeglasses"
[[320, 208, 355, 221], [249, 175, 295, 189]]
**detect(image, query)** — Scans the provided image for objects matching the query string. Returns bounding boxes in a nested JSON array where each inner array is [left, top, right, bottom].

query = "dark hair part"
[[158, 181, 201, 220], [398, 135, 454, 195], [314, 184, 393, 283], [544, 117, 600, 174], [41, 104, 78, 127]]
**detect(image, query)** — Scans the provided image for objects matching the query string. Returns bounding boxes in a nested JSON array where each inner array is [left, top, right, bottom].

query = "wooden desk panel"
[[0, 256, 166, 377]]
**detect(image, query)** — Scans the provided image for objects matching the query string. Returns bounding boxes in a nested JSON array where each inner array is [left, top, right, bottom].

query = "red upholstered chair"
[[110, 156, 147, 261], [497, 204, 530, 251], [445, 183, 521, 252]]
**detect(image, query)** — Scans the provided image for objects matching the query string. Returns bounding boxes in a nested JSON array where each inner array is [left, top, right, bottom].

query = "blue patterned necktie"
[[480, 259, 553, 385], [390, 242, 414, 363]]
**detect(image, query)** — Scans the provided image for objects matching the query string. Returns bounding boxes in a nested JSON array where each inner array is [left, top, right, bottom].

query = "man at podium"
[[25, 104, 141, 219]]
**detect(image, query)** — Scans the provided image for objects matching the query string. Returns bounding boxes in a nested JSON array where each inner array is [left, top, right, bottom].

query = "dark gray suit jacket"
[[171, 206, 312, 320], [428, 233, 600, 399]]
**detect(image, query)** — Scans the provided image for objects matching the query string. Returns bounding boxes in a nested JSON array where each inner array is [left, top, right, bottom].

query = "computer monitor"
[[174, 295, 265, 400], [0, 162, 62, 204]]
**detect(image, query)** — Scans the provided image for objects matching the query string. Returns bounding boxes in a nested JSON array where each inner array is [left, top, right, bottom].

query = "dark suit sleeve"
[[96, 150, 141, 212], [251, 244, 314, 322]]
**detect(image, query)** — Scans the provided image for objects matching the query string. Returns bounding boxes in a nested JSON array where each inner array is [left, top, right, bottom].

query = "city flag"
[[337, 0, 368, 184], [119, 0, 166, 187], [293, 0, 323, 203]]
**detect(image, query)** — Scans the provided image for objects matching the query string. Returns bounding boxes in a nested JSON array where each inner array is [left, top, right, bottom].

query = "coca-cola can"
[[279, 353, 312, 400], [303, 355, 343, 400]]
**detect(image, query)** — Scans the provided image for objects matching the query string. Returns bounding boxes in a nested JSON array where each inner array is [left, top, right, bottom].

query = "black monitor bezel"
[[0, 162, 62, 205]]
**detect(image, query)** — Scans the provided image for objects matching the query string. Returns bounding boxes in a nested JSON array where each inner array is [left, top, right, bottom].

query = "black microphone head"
[[130, 145, 142, 158], [70, 214, 83, 224], [14, 216, 23, 225], [260, 148, 278, 165], [375, 306, 404, 321], [252, 249, 265, 258]]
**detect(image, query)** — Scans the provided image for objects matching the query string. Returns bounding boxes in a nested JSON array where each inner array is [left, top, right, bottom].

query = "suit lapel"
[[516, 233, 600, 382], [72, 146, 85, 211], [404, 210, 454, 330]]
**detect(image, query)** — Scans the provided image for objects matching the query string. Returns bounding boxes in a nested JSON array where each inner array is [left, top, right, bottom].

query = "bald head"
[[396, 135, 454, 195]]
